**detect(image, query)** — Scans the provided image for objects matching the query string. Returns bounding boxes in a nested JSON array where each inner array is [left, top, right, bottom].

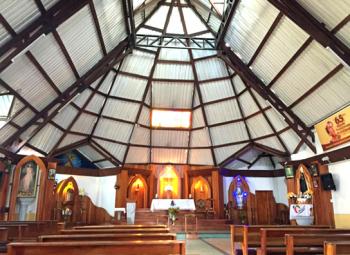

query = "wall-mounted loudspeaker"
[[320, 173, 336, 191]]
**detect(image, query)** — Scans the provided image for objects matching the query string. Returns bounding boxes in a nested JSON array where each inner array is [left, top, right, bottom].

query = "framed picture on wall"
[[17, 161, 39, 198], [284, 165, 294, 179], [309, 163, 319, 177], [48, 168, 56, 180]]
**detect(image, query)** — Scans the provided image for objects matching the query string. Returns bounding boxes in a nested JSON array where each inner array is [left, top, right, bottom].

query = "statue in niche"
[[234, 186, 244, 210], [18, 161, 38, 197]]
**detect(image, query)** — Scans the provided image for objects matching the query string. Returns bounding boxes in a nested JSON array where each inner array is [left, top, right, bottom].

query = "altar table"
[[150, 199, 195, 212]]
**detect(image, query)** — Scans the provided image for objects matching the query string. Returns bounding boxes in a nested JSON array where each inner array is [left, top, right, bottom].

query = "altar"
[[150, 199, 196, 212]]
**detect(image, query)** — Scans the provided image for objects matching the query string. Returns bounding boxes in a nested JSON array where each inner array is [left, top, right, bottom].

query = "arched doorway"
[[158, 165, 180, 199], [128, 175, 148, 208], [55, 176, 79, 222]]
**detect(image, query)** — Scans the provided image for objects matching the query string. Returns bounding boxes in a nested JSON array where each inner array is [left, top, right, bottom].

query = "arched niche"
[[55, 176, 80, 222], [228, 175, 254, 224], [190, 176, 211, 201], [158, 165, 180, 199], [294, 164, 314, 203], [9, 155, 47, 221], [127, 175, 148, 208]]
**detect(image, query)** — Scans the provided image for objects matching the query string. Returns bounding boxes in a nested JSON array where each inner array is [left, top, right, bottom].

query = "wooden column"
[[212, 170, 224, 218], [148, 168, 156, 207], [115, 170, 128, 208], [184, 166, 189, 199], [42, 161, 57, 220], [0, 160, 9, 220]]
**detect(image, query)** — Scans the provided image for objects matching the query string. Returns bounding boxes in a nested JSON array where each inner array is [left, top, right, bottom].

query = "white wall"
[[223, 176, 288, 206], [56, 174, 116, 216]]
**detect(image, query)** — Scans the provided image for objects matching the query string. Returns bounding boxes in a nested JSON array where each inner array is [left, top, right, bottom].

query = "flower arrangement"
[[168, 207, 180, 225], [287, 192, 297, 199], [287, 190, 313, 203]]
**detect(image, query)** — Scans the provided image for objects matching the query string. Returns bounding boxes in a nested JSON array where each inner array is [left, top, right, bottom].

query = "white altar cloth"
[[150, 199, 195, 212]]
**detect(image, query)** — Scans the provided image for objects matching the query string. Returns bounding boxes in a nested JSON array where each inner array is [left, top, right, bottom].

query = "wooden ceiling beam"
[[0, 0, 91, 73], [219, 43, 316, 153], [216, 0, 240, 46], [268, 0, 350, 66]]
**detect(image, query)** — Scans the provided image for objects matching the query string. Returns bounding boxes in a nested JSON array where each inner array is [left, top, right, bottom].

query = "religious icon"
[[284, 165, 294, 179], [309, 163, 319, 177], [48, 168, 56, 180], [18, 161, 39, 197], [325, 121, 341, 143]]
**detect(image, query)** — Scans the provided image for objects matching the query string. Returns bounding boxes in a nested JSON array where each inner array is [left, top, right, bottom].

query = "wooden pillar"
[[184, 166, 189, 199], [42, 161, 57, 220], [212, 170, 224, 218], [115, 170, 128, 208], [148, 168, 156, 207], [0, 160, 10, 220]]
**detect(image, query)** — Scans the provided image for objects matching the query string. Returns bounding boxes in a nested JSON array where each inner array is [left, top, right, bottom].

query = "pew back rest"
[[73, 224, 168, 229], [7, 240, 186, 255], [324, 241, 350, 255], [60, 228, 170, 235], [38, 233, 177, 242]]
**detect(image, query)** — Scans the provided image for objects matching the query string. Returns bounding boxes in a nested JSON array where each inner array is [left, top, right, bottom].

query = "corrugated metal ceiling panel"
[[210, 122, 249, 146], [256, 136, 285, 153], [152, 130, 189, 147], [86, 94, 105, 113], [78, 145, 105, 161], [190, 128, 211, 147], [0, 24, 11, 48], [138, 106, 150, 126], [166, 7, 184, 34], [125, 147, 149, 163], [192, 108, 205, 128], [151, 148, 187, 164], [195, 58, 228, 81], [93, 139, 126, 162], [30, 33, 77, 93], [103, 99, 139, 122], [29, 123, 63, 153], [0, 0, 40, 33], [214, 143, 249, 164], [153, 63, 194, 80], [120, 50, 155, 76], [52, 105, 78, 129], [1, 54, 58, 111], [189, 149, 213, 165], [111, 74, 147, 101], [97, 72, 115, 94], [183, 7, 207, 34], [252, 16, 309, 84], [159, 48, 190, 61], [145, 5, 169, 29], [238, 90, 260, 117], [130, 126, 150, 145], [42, 0, 60, 10], [232, 75, 246, 94], [0, 124, 17, 143], [11, 108, 35, 127], [57, 6, 103, 76], [246, 114, 273, 139], [297, 0, 350, 30], [264, 108, 288, 132], [336, 22, 350, 48], [224, 0, 279, 63], [200, 79, 234, 103], [152, 81, 193, 109], [93, 0, 127, 52], [93, 118, 133, 142], [292, 68, 350, 126], [71, 113, 97, 135], [57, 134, 87, 149], [273, 41, 339, 106], [279, 129, 300, 153], [205, 99, 242, 125], [95, 160, 116, 169], [73, 89, 92, 108]]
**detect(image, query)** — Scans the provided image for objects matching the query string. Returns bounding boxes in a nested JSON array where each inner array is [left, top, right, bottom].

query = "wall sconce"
[[135, 184, 140, 192]]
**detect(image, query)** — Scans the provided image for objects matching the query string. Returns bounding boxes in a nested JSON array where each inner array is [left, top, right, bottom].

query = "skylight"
[[152, 109, 191, 128], [0, 94, 14, 129]]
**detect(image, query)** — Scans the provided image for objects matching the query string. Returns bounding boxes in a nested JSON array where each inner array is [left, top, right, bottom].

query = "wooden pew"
[[0, 221, 57, 240], [73, 224, 168, 229], [61, 228, 170, 235], [259, 228, 350, 255], [0, 224, 28, 241], [38, 233, 176, 242], [230, 225, 331, 255], [0, 228, 8, 253], [285, 233, 350, 255], [7, 240, 186, 255], [325, 241, 350, 255]]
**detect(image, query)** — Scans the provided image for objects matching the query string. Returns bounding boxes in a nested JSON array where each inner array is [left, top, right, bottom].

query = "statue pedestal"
[[18, 197, 35, 221]]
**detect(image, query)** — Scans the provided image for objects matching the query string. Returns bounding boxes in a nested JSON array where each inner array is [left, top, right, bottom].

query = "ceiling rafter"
[[47, 72, 112, 157], [219, 43, 316, 153], [268, 0, 350, 66], [89, 0, 107, 56], [178, 0, 217, 165], [1, 39, 129, 151], [122, 0, 175, 165], [89, 139, 122, 166], [0, 0, 92, 73], [0, 14, 16, 37], [216, 0, 240, 46]]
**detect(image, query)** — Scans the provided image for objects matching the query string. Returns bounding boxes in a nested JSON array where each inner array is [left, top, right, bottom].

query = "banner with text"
[[315, 106, 350, 151]]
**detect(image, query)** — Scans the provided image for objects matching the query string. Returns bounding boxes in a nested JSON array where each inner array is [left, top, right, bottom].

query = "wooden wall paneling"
[[115, 170, 128, 208], [148, 168, 155, 207], [255, 191, 276, 224], [211, 170, 224, 218], [0, 161, 9, 220], [42, 161, 57, 220]]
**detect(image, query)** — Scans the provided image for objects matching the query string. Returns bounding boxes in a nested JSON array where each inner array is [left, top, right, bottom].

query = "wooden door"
[[255, 191, 276, 224]]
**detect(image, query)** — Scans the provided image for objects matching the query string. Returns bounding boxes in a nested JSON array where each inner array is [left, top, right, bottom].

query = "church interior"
[[0, 0, 350, 254]]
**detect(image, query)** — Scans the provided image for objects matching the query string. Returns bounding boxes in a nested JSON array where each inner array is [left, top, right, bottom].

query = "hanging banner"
[[315, 106, 350, 151]]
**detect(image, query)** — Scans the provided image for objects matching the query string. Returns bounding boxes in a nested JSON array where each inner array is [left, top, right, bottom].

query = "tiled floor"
[[177, 233, 231, 255]]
